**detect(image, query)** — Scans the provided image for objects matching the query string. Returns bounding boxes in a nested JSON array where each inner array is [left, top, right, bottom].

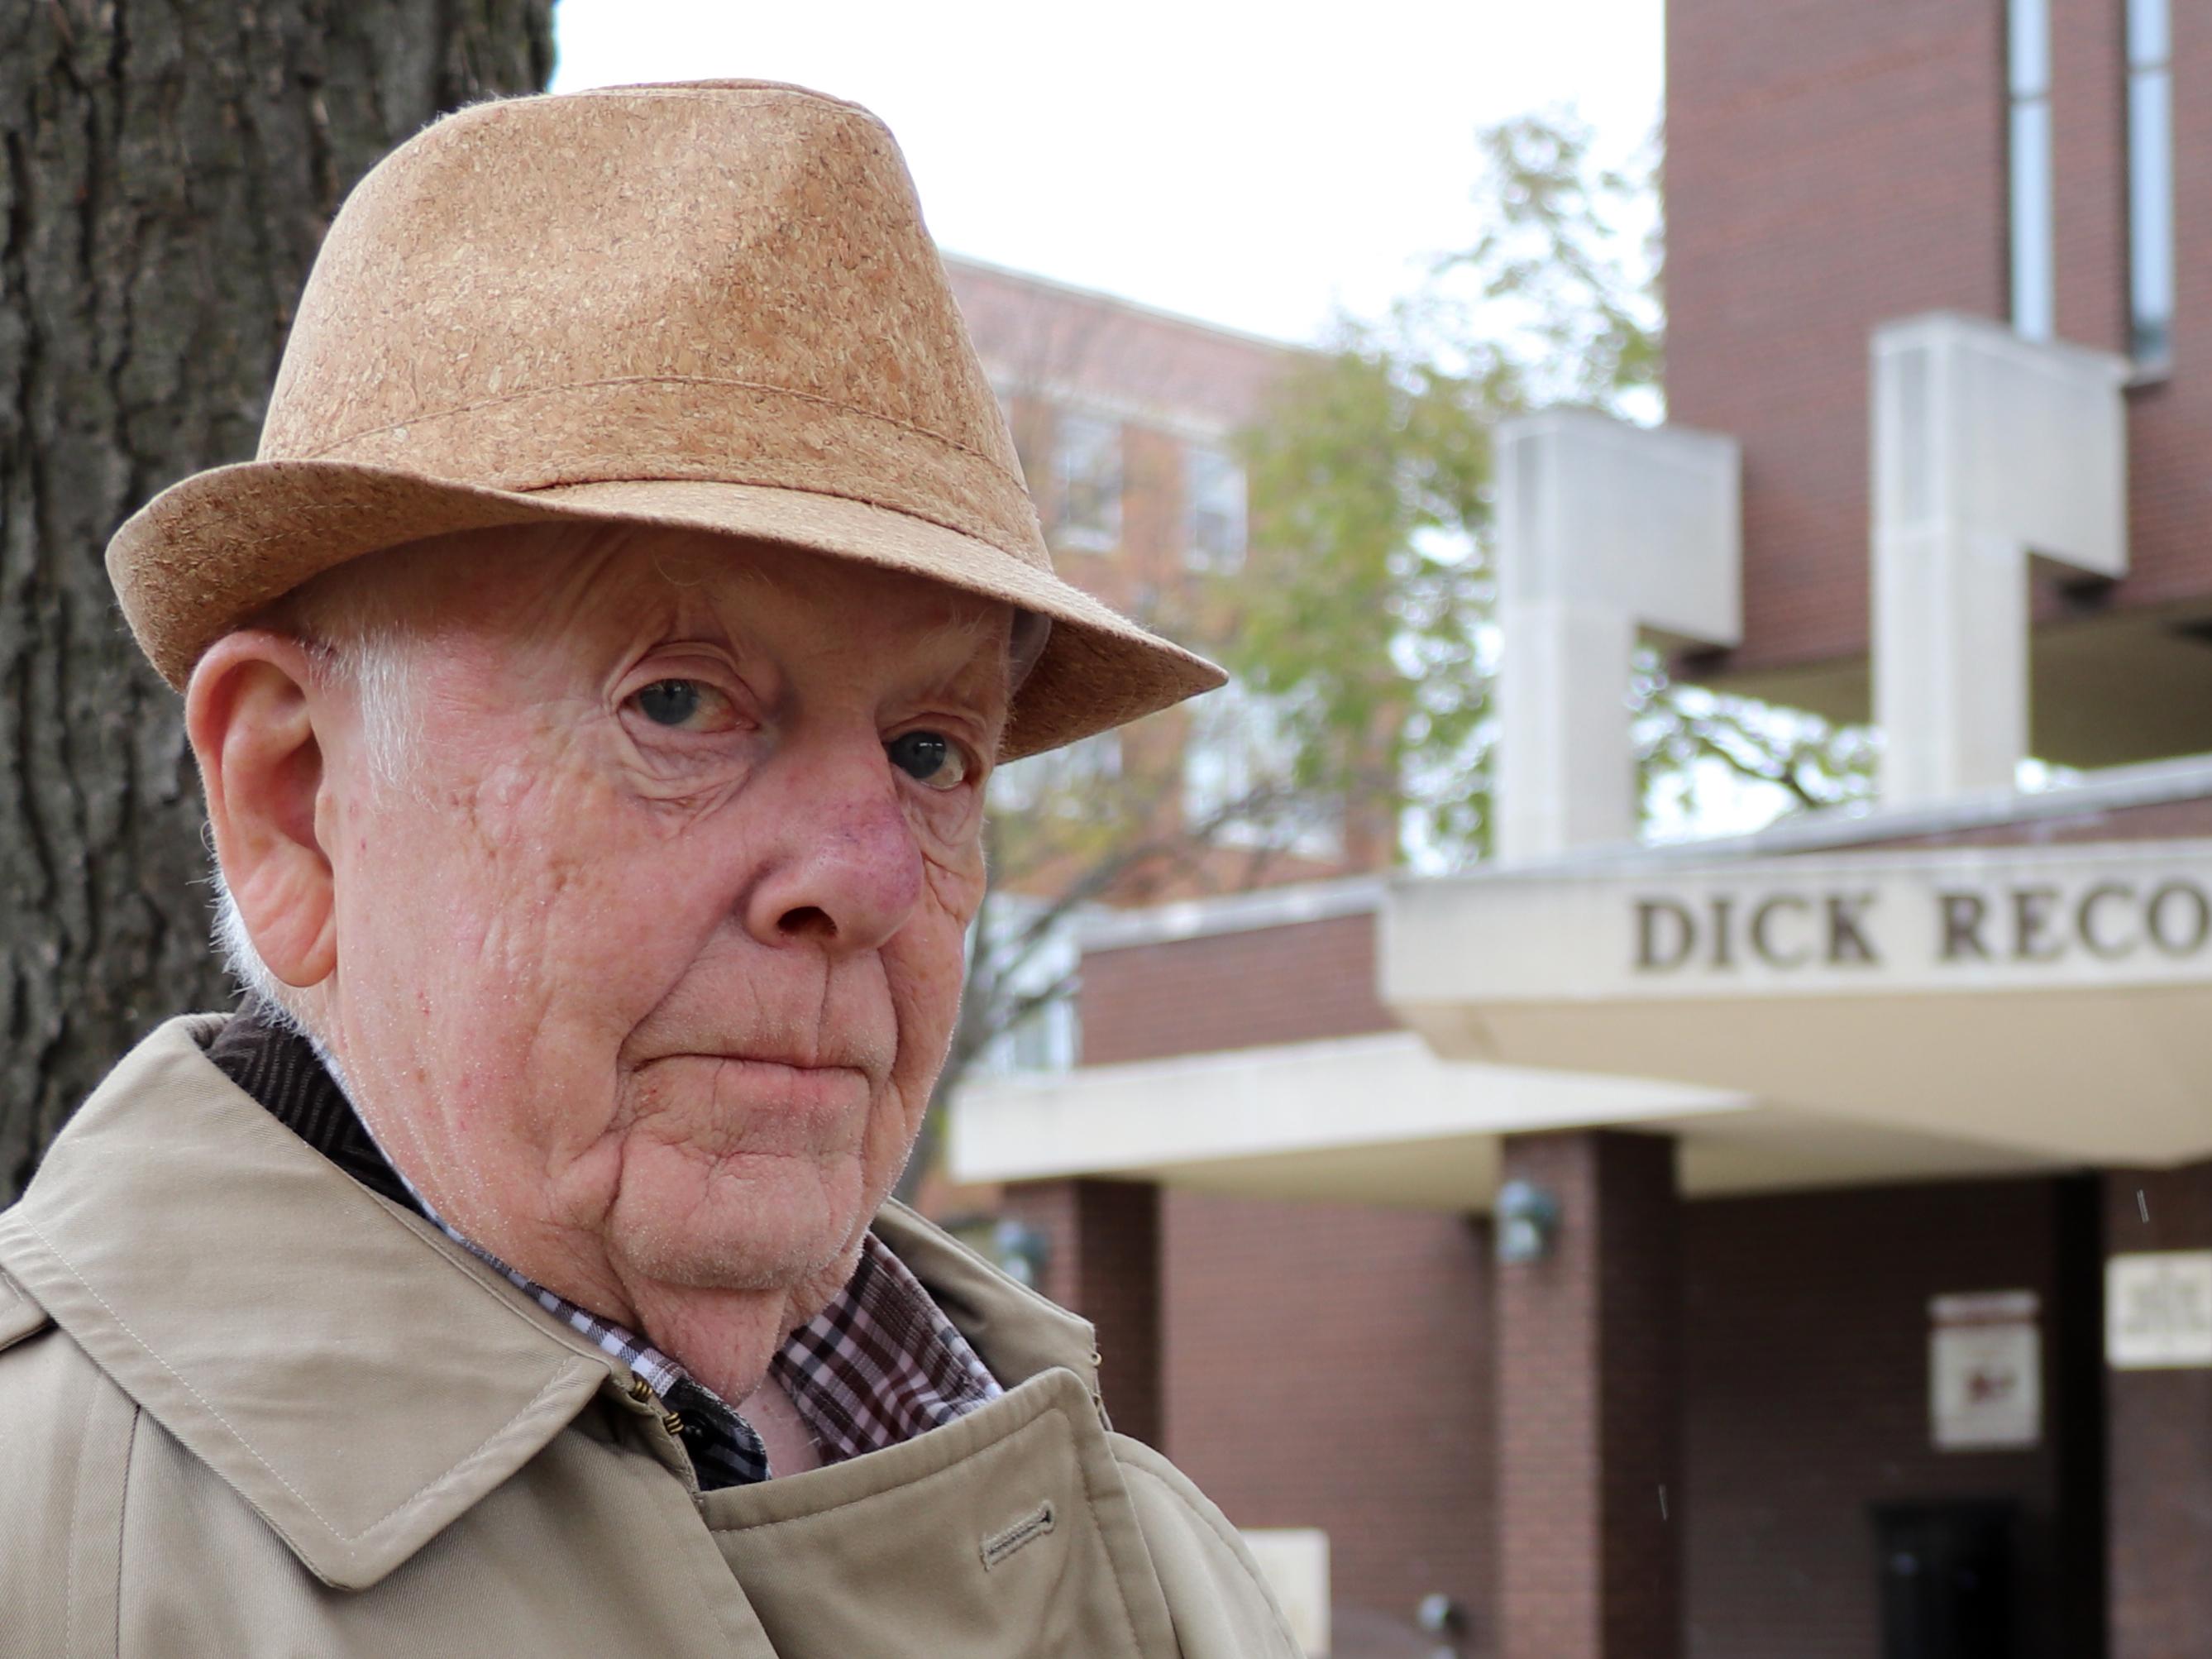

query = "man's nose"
[[739, 736, 925, 954]]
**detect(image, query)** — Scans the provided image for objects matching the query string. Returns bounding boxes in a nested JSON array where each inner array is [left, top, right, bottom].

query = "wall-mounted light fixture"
[[1494, 1179, 1562, 1265], [1417, 1591, 1469, 1657]]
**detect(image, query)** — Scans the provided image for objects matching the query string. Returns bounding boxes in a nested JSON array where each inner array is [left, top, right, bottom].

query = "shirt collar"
[[206, 999, 1001, 1487]]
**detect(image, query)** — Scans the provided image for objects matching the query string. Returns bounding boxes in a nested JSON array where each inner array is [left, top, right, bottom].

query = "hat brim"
[[106, 461, 1225, 759]]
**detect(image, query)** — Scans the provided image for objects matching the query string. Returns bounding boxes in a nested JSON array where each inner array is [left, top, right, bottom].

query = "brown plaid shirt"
[[207, 1002, 1001, 1489]]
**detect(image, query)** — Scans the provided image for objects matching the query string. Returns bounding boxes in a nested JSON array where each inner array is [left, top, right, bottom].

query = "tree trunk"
[[1, 0, 554, 1199]]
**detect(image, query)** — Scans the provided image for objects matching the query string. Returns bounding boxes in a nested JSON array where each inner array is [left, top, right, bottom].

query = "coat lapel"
[[0, 1017, 615, 1590]]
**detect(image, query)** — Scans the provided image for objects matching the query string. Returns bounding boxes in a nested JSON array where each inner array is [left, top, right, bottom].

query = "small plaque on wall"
[[2107, 1251, 2212, 1370], [1930, 1290, 2041, 1451]]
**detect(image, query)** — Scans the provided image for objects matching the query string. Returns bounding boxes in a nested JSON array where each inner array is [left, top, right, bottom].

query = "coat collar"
[[0, 1017, 1110, 1590], [0, 1016, 617, 1589], [871, 1202, 1107, 1413]]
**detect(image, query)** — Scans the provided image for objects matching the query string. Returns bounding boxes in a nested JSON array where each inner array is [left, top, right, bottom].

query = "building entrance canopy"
[[1384, 837, 2212, 1169]]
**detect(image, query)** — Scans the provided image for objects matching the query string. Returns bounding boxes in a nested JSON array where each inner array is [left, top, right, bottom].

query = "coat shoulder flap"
[[1109, 1433, 1304, 1659]]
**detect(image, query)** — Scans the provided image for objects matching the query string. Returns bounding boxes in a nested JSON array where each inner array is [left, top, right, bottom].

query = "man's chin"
[[636, 1238, 848, 1298], [609, 1185, 868, 1301]]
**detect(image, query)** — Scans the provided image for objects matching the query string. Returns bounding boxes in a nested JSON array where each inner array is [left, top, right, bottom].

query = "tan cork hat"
[[105, 79, 1223, 758]]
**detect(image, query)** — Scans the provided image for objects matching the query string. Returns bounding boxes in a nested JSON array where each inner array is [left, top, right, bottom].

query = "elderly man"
[[0, 82, 1296, 1656]]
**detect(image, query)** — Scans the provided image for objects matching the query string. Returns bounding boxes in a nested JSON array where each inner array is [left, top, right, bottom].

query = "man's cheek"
[[923, 845, 987, 923], [886, 950, 966, 1085]]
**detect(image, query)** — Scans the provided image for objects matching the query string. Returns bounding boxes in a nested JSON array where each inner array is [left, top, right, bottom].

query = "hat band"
[[275, 376, 1047, 571]]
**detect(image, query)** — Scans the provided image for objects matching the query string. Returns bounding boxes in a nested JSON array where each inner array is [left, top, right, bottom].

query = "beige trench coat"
[[0, 1018, 1299, 1657]]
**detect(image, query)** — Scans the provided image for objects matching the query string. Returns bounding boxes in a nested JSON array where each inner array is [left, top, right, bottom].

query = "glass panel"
[[1185, 445, 1248, 572], [992, 731, 1123, 814], [1181, 681, 1254, 830], [1052, 413, 1121, 546], [1180, 681, 1343, 858], [2009, 100, 2055, 342], [2009, 0, 2051, 95], [2129, 67, 2176, 364], [966, 900, 1080, 1078], [2128, 0, 2170, 68]]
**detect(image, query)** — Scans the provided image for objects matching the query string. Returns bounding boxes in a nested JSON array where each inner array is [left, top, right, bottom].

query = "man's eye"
[[628, 679, 734, 732], [886, 730, 972, 791]]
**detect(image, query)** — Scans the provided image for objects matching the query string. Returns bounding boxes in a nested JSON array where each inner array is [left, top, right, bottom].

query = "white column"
[[1494, 600, 1638, 862], [1494, 411, 1741, 864], [1870, 313, 2128, 806]]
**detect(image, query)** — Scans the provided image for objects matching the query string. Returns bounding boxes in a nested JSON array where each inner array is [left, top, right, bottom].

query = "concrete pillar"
[[999, 1177, 1163, 1448], [1869, 313, 2128, 806], [1495, 1130, 1681, 1659], [1493, 411, 1740, 864], [2101, 1161, 2212, 1658], [1493, 600, 1639, 863]]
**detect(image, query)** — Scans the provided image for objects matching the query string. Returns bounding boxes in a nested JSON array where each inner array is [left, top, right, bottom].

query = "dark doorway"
[[1874, 1501, 2018, 1659]]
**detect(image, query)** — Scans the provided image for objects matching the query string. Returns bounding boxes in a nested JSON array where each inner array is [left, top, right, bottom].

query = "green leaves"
[[1440, 110, 1666, 414], [1220, 107, 1665, 863], [1230, 325, 1492, 855], [1216, 106, 1867, 864]]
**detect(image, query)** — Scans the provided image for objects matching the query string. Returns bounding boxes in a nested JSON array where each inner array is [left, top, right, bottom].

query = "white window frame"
[[2128, 0, 2175, 369], [2008, 0, 2056, 343], [1184, 444, 1249, 574], [1051, 411, 1121, 552], [968, 896, 1082, 1078], [990, 730, 1124, 815], [1181, 679, 1345, 861]]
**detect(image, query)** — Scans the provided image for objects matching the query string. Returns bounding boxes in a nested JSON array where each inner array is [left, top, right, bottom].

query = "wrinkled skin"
[[190, 526, 1010, 1414]]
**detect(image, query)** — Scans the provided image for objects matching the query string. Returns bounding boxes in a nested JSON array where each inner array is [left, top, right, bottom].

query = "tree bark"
[[1, 0, 554, 1198]]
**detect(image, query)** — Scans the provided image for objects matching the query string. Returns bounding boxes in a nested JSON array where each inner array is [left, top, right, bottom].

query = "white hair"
[[208, 573, 423, 1039]]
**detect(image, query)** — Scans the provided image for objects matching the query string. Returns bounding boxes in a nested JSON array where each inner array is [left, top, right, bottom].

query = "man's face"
[[317, 526, 1009, 1332]]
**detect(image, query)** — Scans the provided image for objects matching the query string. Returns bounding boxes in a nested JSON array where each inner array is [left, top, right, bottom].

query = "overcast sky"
[[552, 1, 1665, 345]]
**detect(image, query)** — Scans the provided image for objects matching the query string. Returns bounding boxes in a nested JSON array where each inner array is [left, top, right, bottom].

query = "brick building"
[[945, 256, 1397, 900], [939, 258, 1390, 1080], [952, 3, 2212, 1656]]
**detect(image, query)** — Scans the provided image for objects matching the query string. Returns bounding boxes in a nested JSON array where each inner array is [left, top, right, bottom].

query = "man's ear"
[[186, 631, 337, 988]]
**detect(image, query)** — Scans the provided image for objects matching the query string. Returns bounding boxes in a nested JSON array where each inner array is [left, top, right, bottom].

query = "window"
[[1005, 990, 1077, 1074], [1181, 679, 1344, 859], [990, 731, 1123, 815], [1051, 412, 1120, 550], [969, 897, 1080, 1078], [1184, 445, 1248, 573], [2128, 0, 2175, 367], [2008, 0, 2055, 342]]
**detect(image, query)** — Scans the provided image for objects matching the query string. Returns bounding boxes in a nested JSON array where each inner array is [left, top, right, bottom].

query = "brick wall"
[[944, 257, 1287, 435], [1022, 1164, 2129, 1653], [1683, 1178, 2096, 1658], [1667, 0, 2212, 681], [1667, 0, 2007, 679], [2114, 0, 2212, 617], [999, 1178, 1164, 1447], [948, 257, 1393, 887], [1159, 1188, 1498, 1652], [1495, 1131, 1682, 1659], [2101, 1160, 2212, 1659], [1080, 911, 1396, 1065]]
